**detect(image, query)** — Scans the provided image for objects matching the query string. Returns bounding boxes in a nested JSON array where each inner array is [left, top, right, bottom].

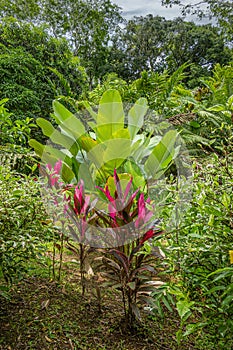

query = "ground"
[[0, 251, 200, 350]]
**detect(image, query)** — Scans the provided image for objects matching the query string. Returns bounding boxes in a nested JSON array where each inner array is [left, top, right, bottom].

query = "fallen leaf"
[[45, 335, 53, 343], [41, 299, 50, 310]]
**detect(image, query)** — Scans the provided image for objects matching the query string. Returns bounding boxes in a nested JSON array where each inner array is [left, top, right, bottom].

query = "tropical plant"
[[94, 170, 164, 326], [0, 19, 88, 127], [29, 89, 181, 190], [0, 98, 36, 146], [0, 165, 54, 285], [156, 143, 233, 347]]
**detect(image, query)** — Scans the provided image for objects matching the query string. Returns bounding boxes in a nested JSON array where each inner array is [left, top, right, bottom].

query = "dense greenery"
[[109, 15, 232, 82], [0, 1, 233, 349]]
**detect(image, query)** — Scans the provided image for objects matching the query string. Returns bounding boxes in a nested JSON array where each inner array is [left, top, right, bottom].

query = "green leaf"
[[144, 130, 178, 179], [96, 89, 124, 142], [189, 120, 200, 128], [29, 139, 74, 175], [124, 160, 146, 190], [29, 139, 45, 158], [161, 295, 173, 312], [36, 118, 79, 156], [106, 173, 132, 197], [206, 104, 226, 112], [52, 100, 86, 140], [103, 138, 132, 165], [128, 98, 148, 139], [61, 163, 74, 183], [222, 192, 230, 209], [176, 300, 194, 320], [221, 295, 233, 307], [128, 282, 136, 290]]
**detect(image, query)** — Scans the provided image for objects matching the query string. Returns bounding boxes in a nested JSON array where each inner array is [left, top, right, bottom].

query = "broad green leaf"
[[29, 139, 72, 168], [78, 163, 95, 191], [176, 300, 194, 320], [144, 130, 178, 179], [96, 89, 124, 142], [71, 157, 80, 181], [29, 139, 45, 158], [103, 138, 132, 163], [36, 118, 79, 156], [128, 98, 148, 139], [79, 135, 97, 152], [87, 143, 106, 169], [83, 101, 97, 121], [61, 163, 75, 183], [52, 100, 86, 139], [124, 160, 146, 190]]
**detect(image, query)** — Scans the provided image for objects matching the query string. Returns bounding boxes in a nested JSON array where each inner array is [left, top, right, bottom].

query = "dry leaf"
[[45, 335, 53, 343], [41, 299, 50, 310]]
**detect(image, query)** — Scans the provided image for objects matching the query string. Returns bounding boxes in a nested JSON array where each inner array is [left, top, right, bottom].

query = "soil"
[[0, 254, 197, 350]]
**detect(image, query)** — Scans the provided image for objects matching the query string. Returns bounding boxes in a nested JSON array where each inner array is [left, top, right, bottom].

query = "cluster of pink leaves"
[[45, 162, 161, 245]]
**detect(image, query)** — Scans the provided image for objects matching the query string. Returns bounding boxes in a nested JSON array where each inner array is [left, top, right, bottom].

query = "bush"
[[0, 165, 54, 284]]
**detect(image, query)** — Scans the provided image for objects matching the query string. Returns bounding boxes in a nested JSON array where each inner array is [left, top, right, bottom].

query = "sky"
[[112, 0, 207, 22]]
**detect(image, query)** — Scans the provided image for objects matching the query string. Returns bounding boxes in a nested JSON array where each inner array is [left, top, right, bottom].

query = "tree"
[[109, 15, 172, 80], [164, 18, 232, 84], [0, 0, 123, 86], [108, 15, 232, 83], [161, 0, 233, 37], [0, 19, 87, 124]]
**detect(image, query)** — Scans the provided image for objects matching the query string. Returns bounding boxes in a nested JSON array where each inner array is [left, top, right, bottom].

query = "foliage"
[[29, 89, 180, 188], [0, 98, 36, 146], [0, 19, 88, 125], [95, 170, 164, 325], [157, 141, 233, 347], [0, 0, 123, 85], [161, 0, 233, 38], [89, 63, 233, 153], [109, 15, 232, 82], [0, 165, 54, 284]]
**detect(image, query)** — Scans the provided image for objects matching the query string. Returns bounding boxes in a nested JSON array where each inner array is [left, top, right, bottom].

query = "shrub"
[[0, 165, 54, 284]]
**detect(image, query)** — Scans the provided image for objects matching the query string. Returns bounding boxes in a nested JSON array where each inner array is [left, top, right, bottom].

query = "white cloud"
[[113, 0, 210, 23], [113, 0, 184, 20]]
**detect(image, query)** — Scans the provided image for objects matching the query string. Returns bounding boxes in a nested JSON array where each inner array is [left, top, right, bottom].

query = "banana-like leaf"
[[128, 97, 148, 139], [96, 89, 125, 142], [103, 138, 132, 164], [144, 130, 178, 179], [36, 118, 79, 156], [79, 135, 97, 152], [52, 100, 86, 140], [29, 140, 70, 165], [29, 139, 75, 182], [82, 101, 97, 121], [124, 160, 146, 190]]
